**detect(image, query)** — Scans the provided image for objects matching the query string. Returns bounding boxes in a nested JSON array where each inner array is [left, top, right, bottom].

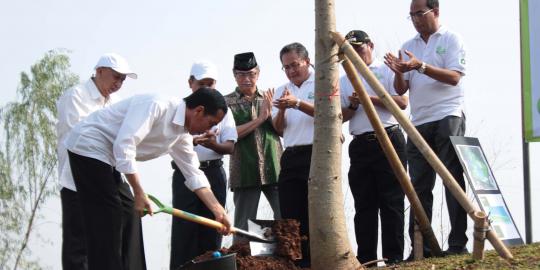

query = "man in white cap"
[[169, 61, 237, 269], [56, 53, 145, 270]]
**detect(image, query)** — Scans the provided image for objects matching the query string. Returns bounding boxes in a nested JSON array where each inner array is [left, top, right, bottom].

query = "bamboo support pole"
[[331, 31, 513, 260], [472, 211, 489, 260], [414, 223, 424, 260], [341, 57, 442, 257]]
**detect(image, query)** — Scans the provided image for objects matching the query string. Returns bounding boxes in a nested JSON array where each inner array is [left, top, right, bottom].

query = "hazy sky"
[[1, 0, 538, 269]]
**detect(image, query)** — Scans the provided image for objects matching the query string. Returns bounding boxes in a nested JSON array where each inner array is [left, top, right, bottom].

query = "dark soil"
[[194, 219, 307, 270]]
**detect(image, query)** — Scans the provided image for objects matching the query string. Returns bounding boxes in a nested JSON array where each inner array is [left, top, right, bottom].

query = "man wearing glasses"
[[384, 0, 468, 258], [224, 52, 282, 243], [342, 30, 408, 265], [272, 42, 315, 268]]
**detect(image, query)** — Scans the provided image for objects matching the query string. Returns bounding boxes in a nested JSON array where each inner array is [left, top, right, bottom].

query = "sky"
[[1, 0, 539, 269]]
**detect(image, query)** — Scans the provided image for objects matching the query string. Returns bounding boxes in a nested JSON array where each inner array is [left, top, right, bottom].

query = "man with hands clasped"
[[384, 0, 468, 257]]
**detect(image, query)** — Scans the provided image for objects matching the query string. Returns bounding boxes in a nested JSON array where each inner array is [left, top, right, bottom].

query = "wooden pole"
[[414, 223, 424, 260], [472, 211, 488, 260], [331, 31, 514, 260], [341, 56, 442, 257]]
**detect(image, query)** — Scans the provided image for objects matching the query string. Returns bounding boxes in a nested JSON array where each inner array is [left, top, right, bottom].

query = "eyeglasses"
[[234, 71, 258, 79], [281, 61, 304, 72], [407, 9, 433, 20]]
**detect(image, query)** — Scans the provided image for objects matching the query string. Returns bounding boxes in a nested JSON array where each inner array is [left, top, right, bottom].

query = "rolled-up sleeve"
[[113, 100, 160, 174], [170, 133, 210, 191]]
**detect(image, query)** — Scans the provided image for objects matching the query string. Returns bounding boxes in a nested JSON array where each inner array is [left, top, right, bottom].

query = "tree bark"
[[309, 1, 363, 269]]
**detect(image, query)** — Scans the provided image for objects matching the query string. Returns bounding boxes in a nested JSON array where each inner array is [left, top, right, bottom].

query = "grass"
[[382, 242, 540, 270]]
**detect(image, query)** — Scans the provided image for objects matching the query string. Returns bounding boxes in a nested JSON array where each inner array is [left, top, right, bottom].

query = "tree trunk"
[[309, 1, 362, 269]]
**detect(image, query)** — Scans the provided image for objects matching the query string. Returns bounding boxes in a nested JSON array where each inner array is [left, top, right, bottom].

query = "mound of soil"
[[193, 219, 308, 270]]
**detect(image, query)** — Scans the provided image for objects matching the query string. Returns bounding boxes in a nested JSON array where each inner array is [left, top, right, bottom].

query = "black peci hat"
[[233, 52, 258, 71]]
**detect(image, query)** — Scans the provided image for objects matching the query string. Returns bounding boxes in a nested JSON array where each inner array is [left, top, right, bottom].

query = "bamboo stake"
[[341, 56, 442, 257], [331, 31, 513, 260], [472, 211, 489, 260], [414, 223, 424, 260]]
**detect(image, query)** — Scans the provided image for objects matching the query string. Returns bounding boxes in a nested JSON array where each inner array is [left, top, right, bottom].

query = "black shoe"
[[443, 246, 468, 256], [385, 258, 402, 265]]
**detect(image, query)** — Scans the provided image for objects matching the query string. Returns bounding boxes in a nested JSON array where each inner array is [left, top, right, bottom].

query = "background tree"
[[0, 50, 78, 270], [309, 0, 362, 269]]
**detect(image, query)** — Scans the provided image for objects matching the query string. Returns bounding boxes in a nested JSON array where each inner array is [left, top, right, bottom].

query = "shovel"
[[144, 194, 276, 245]]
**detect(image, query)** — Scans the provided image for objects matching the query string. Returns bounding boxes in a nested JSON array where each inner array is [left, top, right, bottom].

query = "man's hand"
[[273, 87, 295, 110], [193, 129, 218, 148], [259, 88, 274, 120], [384, 50, 422, 74], [348, 91, 360, 109], [274, 87, 299, 109], [212, 206, 232, 235], [134, 192, 152, 217]]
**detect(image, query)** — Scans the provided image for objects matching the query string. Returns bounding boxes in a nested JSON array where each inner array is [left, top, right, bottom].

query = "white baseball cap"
[[190, 60, 218, 80], [94, 53, 137, 79]]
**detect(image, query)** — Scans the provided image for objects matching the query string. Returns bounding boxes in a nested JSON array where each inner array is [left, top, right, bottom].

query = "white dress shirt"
[[193, 109, 237, 161], [65, 94, 210, 191], [56, 78, 115, 191], [340, 59, 400, 135], [272, 71, 315, 148], [402, 25, 466, 125]]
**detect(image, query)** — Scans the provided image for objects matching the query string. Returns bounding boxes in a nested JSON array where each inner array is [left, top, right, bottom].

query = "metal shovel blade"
[[247, 219, 276, 256]]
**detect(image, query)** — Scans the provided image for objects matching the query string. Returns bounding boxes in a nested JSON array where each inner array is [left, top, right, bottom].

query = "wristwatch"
[[294, 99, 301, 109], [417, 62, 427, 74]]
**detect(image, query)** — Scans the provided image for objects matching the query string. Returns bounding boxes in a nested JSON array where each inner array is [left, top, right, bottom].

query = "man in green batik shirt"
[[224, 52, 282, 243]]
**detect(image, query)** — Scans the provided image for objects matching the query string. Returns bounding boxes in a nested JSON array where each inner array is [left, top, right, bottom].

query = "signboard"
[[521, 0, 540, 141], [451, 136, 523, 246]]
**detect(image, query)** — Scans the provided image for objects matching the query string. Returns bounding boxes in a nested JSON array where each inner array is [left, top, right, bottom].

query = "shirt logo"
[[460, 58, 466, 65], [374, 72, 383, 80], [308, 92, 315, 99], [436, 46, 447, 55]]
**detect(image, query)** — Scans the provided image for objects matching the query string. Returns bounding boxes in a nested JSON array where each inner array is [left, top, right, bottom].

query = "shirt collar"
[[290, 70, 315, 88], [173, 99, 187, 127], [369, 58, 383, 68], [86, 78, 106, 102], [235, 87, 263, 98], [414, 24, 446, 40]]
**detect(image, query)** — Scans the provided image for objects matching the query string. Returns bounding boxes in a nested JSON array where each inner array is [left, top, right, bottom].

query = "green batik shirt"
[[224, 88, 282, 189]]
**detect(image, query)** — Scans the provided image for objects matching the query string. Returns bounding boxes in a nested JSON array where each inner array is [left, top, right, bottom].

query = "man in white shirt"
[[169, 61, 237, 269], [341, 30, 408, 265], [384, 0, 468, 257], [65, 88, 232, 270], [56, 53, 144, 270], [272, 42, 315, 268]]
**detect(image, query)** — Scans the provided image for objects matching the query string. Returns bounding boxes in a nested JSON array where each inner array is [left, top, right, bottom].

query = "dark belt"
[[353, 125, 400, 141], [284, 144, 313, 153], [171, 159, 223, 170]]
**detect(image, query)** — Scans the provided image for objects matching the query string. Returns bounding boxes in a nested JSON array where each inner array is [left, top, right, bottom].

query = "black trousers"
[[278, 145, 312, 267], [68, 151, 146, 270], [170, 160, 227, 270], [407, 115, 467, 252], [348, 127, 406, 264], [61, 187, 88, 270]]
